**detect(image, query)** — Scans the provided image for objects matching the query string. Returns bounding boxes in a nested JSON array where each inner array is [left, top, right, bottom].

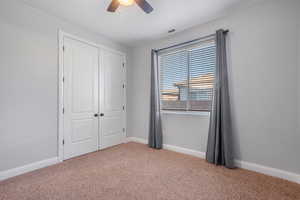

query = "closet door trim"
[[58, 30, 127, 162]]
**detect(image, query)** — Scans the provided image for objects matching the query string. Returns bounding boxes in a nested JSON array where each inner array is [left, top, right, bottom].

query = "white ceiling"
[[20, 0, 249, 46]]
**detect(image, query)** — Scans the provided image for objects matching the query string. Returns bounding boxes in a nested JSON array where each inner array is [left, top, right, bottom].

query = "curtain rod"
[[155, 29, 229, 52]]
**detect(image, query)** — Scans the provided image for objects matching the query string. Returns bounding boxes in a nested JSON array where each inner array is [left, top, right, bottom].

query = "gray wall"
[[127, 0, 300, 174], [298, 19, 300, 159], [0, 0, 130, 171]]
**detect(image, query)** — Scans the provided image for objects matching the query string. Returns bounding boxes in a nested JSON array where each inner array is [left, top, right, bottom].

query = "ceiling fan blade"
[[107, 0, 120, 12], [134, 0, 153, 14]]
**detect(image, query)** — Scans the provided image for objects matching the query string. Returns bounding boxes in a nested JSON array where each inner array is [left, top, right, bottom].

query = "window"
[[159, 40, 216, 112]]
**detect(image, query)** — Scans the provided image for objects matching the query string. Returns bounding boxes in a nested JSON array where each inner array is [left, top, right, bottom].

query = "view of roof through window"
[[159, 41, 216, 111]]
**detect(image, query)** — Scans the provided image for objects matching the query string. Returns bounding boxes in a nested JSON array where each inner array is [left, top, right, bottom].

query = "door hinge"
[[122, 84, 125, 89], [62, 139, 65, 145], [62, 108, 65, 114], [122, 63, 125, 68], [123, 106, 125, 110], [62, 76, 65, 82], [63, 46, 65, 51]]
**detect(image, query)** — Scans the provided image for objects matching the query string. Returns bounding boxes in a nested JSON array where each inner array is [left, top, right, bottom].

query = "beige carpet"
[[0, 142, 299, 200]]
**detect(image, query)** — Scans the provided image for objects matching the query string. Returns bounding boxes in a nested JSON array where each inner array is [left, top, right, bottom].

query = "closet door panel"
[[63, 37, 99, 160], [99, 49, 125, 149]]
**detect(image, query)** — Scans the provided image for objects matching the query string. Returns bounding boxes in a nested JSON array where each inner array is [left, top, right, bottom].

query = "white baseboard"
[[0, 157, 59, 181], [2, 139, 299, 185], [126, 137, 300, 184], [163, 144, 206, 159], [127, 137, 147, 144], [235, 160, 300, 184], [126, 137, 205, 158]]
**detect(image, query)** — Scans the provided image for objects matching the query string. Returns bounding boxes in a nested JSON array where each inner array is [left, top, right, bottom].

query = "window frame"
[[158, 38, 216, 113]]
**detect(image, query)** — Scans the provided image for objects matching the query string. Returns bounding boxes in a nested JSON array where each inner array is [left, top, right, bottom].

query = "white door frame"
[[58, 30, 127, 162]]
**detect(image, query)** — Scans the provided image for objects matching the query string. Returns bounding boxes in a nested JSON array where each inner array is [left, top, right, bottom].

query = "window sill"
[[161, 110, 210, 116]]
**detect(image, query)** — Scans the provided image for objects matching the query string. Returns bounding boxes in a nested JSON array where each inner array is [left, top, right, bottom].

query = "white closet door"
[[99, 49, 125, 149], [63, 37, 99, 160]]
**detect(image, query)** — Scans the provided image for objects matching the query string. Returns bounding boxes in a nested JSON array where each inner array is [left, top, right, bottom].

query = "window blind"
[[159, 41, 216, 111], [160, 50, 188, 110]]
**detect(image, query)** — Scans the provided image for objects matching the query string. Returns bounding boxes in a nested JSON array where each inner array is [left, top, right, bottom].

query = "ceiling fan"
[[107, 0, 154, 14]]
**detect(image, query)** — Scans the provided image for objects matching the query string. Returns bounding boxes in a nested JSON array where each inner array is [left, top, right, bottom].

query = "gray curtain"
[[206, 29, 235, 168], [148, 50, 163, 149]]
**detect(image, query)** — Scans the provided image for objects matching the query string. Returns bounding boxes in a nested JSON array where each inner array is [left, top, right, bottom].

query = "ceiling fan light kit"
[[118, 0, 134, 6], [107, 0, 154, 14]]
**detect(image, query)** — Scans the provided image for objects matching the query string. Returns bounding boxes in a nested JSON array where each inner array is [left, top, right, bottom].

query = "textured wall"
[[0, 0, 130, 171], [127, 0, 300, 174]]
